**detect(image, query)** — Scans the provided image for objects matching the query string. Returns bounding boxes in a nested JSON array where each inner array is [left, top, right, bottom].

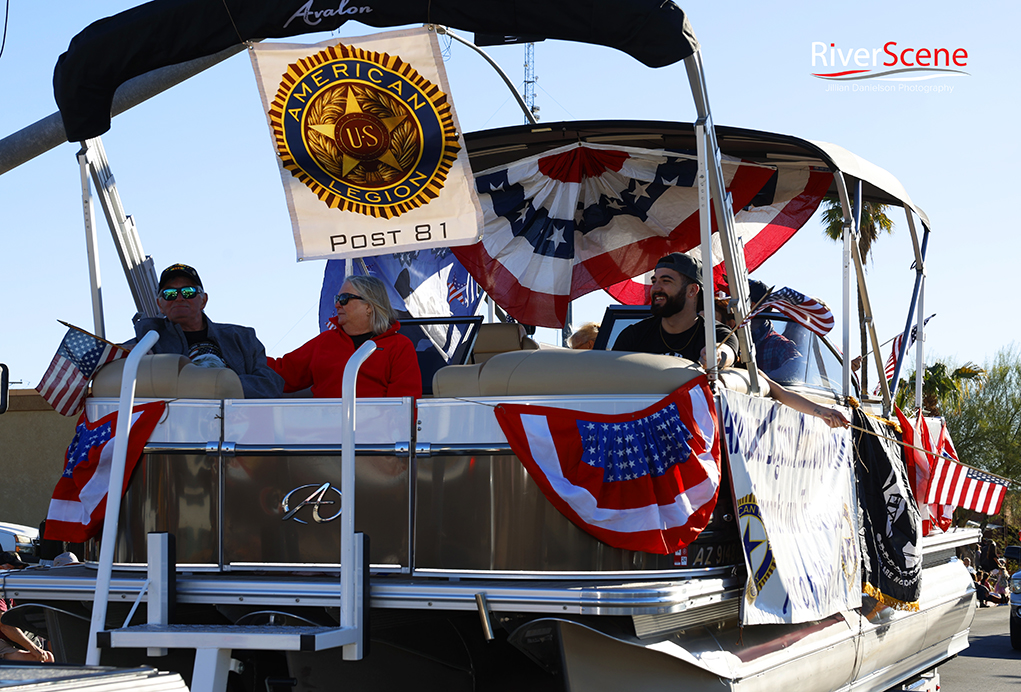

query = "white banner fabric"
[[251, 28, 483, 260], [720, 390, 860, 626]]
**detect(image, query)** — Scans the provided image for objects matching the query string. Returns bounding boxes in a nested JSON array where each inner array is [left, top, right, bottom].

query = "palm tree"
[[893, 361, 986, 416], [821, 195, 894, 394]]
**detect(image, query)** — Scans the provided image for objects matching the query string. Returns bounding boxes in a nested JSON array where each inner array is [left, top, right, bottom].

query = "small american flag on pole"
[[745, 286, 834, 336], [924, 422, 1009, 515], [36, 325, 128, 416], [875, 314, 935, 394]]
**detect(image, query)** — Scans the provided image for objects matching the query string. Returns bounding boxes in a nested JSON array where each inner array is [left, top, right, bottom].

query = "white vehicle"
[[0, 3, 980, 692], [1008, 545, 1021, 650], [0, 521, 39, 562]]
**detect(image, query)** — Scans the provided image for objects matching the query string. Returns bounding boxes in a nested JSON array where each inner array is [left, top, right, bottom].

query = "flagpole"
[[58, 320, 131, 353], [716, 285, 775, 351]]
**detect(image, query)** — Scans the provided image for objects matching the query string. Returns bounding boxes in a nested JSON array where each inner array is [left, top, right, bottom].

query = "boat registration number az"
[[674, 542, 740, 568]]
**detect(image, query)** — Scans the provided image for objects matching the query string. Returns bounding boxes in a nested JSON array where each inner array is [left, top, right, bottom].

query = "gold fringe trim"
[[862, 582, 920, 612]]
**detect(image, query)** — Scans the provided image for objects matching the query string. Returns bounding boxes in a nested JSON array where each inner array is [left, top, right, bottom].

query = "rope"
[[220, 0, 245, 45]]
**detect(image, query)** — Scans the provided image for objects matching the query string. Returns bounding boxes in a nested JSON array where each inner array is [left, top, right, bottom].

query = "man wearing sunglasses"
[[128, 264, 284, 398]]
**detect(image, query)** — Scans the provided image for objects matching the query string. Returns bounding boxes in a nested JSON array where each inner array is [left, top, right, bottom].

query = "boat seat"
[[91, 354, 244, 400], [432, 349, 761, 398], [470, 323, 539, 364]]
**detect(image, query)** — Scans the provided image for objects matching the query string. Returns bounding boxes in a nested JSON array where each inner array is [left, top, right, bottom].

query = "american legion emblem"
[[268, 43, 461, 220]]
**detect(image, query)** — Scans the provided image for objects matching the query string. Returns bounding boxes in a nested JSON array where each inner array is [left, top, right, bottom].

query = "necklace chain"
[[659, 316, 700, 353]]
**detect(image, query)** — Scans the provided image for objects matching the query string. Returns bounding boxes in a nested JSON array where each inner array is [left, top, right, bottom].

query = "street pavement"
[[938, 602, 1019, 691]]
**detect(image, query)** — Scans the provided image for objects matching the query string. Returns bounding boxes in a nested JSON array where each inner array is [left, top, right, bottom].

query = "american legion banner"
[[720, 390, 859, 626], [251, 28, 483, 260]]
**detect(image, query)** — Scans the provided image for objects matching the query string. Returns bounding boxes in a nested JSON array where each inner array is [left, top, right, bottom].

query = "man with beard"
[[612, 252, 737, 369]]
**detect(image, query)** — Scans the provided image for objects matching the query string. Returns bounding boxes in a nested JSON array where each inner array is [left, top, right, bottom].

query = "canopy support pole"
[[685, 51, 759, 394], [79, 146, 106, 339], [842, 204, 852, 398], [834, 173, 892, 413], [79, 137, 160, 320], [889, 212, 929, 406]]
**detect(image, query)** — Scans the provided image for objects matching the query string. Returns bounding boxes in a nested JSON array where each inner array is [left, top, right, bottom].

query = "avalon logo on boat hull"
[[281, 483, 343, 524], [811, 41, 969, 86]]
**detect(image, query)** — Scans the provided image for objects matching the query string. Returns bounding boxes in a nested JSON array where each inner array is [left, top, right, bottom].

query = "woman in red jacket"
[[269, 275, 422, 398]]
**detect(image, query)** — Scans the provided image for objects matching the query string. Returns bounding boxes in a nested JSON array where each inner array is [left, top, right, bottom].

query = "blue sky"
[[2, 2, 1018, 388]]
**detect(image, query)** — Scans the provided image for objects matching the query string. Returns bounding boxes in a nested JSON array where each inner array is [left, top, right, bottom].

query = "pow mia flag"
[[854, 410, 922, 611]]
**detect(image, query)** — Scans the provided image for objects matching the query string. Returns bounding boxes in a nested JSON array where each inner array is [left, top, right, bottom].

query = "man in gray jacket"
[[131, 264, 284, 399]]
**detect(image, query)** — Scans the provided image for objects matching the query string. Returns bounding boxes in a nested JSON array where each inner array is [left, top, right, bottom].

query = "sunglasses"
[[334, 293, 366, 306], [159, 286, 202, 301]]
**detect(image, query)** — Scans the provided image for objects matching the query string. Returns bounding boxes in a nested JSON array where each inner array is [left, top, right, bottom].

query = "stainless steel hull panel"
[[414, 453, 736, 572], [99, 453, 411, 569], [223, 454, 409, 568], [99, 453, 220, 565]]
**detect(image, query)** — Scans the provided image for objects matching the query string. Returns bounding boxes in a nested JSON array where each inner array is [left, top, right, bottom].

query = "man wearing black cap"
[[0, 552, 54, 662], [613, 252, 737, 369], [129, 264, 284, 398]]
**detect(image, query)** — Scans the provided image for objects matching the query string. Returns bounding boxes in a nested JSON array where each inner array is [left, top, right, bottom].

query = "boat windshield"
[[752, 316, 847, 397], [592, 307, 849, 397]]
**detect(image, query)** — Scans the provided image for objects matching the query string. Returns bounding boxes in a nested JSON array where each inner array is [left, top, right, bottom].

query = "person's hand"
[[813, 406, 850, 429], [698, 347, 729, 370], [32, 647, 53, 663]]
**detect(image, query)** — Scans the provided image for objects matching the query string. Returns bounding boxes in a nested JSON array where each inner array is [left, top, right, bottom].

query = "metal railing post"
[[341, 340, 377, 660], [86, 329, 159, 665]]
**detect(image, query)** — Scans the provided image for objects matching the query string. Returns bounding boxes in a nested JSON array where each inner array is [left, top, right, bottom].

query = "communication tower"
[[524, 42, 539, 123]]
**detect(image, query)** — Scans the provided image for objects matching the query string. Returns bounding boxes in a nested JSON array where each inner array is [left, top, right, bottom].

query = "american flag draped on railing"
[[745, 286, 834, 336], [494, 376, 720, 554], [924, 422, 1009, 516], [453, 142, 780, 328], [44, 401, 166, 542], [36, 325, 128, 416]]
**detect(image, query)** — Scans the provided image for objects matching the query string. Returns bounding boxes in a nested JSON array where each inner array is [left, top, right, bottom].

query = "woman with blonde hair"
[[569, 322, 600, 350], [269, 275, 422, 398]]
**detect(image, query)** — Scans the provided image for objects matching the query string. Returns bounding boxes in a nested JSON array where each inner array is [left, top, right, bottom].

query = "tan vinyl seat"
[[91, 354, 244, 399], [470, 323, 539, 364], [433, 349, 760, 398]]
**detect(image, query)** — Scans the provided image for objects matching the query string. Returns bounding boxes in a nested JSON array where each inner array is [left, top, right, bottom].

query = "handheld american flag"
[[494, 376, 720, 554], [746, 286, 834, 336], [874, 315, 936, 394], [37, 325, 129, 416], [924, 422, 1008, 516], [44, 401, 166, 542]]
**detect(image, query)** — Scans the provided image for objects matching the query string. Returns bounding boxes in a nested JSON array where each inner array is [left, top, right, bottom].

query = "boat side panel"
[[224, 454, 410, 569]]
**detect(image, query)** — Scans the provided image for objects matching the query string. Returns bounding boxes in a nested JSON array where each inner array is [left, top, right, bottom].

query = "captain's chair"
[[469, 323, 539, 364]]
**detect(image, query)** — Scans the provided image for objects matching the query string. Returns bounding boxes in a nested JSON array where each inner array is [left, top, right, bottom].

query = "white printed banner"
[[251, 28, 483, 260], [720, 390, 860, 625]]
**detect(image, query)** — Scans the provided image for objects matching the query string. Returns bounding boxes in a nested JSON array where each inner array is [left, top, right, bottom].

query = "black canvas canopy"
[[54, 0, 698, 142]]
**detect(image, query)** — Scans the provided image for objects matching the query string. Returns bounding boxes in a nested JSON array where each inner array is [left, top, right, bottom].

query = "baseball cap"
[[52, 552, 80, 567], [748, 279, 770, 304], [0, 551, 28, 568], [655, 253, 702, 287], [159, 263, 203, 290]]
